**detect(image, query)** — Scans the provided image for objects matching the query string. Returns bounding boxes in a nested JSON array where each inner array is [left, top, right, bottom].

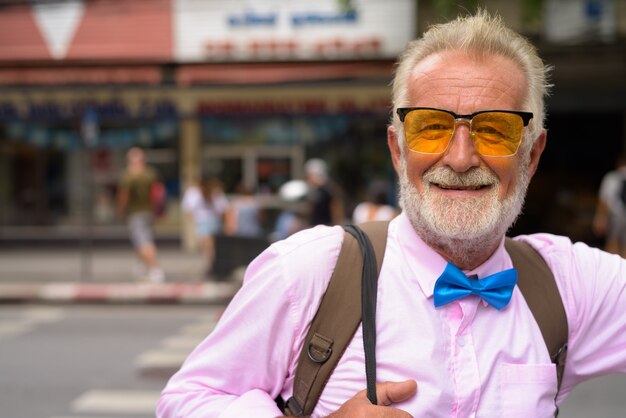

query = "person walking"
[[593, 153, 626, 257], [158, 11, 625, 417], [352, 179, 399, 224], [223, 183, 263, 238], [182, 177, 229, 277], [305, 158, 344, 226], [116, 147, 165, 283]]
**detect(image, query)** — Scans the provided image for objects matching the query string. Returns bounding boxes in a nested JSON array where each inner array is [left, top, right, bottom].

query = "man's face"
[[388, 51, 545, 245]]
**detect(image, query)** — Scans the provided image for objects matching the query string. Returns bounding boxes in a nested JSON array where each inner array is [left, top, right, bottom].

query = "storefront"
[[0, 80, 396, 240], [0, 0, 415, 242]]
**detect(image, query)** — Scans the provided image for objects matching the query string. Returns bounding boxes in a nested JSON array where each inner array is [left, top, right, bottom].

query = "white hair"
[[391, 10, 551, 156], [305, 158, 328, 182]]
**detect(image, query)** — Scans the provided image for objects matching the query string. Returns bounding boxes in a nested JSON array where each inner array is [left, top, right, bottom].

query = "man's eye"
[[422, 124, 449, 131]]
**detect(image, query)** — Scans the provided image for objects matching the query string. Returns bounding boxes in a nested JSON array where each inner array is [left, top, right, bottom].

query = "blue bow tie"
[[433, 263, 518, 310]]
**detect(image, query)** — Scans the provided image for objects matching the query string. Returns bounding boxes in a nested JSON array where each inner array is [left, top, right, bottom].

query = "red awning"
[[0, 66, 162, 85]]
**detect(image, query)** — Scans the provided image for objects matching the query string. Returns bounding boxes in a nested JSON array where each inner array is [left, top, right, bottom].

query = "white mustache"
[[423, 167, 498, 188]]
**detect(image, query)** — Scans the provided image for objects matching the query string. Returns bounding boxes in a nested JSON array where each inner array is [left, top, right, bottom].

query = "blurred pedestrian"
[[352, 180, 399, 224], [305, 158, 344, 226], [182, 177, 228, 277], [223, 183, 262, 238], [116, 147, 165, 282], [271, 179, 309, 242], [593, 153, 626, 257]]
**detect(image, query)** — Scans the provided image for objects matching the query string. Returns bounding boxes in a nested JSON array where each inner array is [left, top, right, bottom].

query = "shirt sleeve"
[[527, 234, 626, 401], [157, 225, 343, 418], [565, 242, 626, 380]]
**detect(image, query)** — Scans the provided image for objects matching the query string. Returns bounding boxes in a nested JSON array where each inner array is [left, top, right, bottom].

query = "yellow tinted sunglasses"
[[396, 107, 533, 157]]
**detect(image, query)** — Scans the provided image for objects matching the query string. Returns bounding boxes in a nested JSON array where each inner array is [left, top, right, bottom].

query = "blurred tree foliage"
[[520, 0, 544, 26], [428, 0, 544, 27], [430, 0, 480, 18]]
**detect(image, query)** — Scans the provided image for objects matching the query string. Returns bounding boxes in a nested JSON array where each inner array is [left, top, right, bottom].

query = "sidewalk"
[[0, 246, 243, 304]]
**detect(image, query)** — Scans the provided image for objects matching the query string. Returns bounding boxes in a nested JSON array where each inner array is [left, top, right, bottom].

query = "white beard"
[[398, 153, 530, 266]]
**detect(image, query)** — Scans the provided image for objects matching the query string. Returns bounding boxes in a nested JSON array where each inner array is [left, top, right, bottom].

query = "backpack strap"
[[283, 230, 567, 416], [284, 221, 389, 416], [505, 238, 569, 390]]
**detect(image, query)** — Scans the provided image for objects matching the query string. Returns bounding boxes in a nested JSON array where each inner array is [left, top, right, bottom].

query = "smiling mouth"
[[433, 183, 489, 191]]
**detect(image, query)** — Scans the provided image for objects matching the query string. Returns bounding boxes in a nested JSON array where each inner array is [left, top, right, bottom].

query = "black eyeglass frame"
[[395, 107, 534, 157], [396, 107, 534, 126]]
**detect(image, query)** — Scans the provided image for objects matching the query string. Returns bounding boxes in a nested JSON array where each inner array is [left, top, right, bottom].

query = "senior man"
[[158, 11, 625, 418]]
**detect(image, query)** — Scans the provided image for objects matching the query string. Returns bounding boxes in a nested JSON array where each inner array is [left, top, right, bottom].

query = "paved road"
[[0, 304, 220, 418], [0, 304, 624, 418]]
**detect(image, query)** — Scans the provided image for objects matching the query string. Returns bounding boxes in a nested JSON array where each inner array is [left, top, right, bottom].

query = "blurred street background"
[[0, 0, 625, 417]]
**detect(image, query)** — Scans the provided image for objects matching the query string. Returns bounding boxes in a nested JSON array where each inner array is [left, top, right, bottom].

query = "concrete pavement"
[[0, 246, 244, 304]]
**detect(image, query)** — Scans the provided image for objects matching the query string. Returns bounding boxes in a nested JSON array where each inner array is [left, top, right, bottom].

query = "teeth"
[[437, 184, 483, 190]]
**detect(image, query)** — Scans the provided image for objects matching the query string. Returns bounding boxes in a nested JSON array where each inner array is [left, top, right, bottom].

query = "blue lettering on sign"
[[292, 10, 358, 26], [228, 12, 277, 27]]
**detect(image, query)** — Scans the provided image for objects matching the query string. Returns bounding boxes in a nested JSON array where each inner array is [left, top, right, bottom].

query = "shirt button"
[[457, 337, 465, 347]]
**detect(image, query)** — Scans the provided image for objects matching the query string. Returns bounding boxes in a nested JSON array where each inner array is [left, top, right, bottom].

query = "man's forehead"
[[406, 51, 526, 108], [410, 50, 519, 80]]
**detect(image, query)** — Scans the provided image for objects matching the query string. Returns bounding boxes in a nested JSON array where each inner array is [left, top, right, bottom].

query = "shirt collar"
[[394, 212, 514, 300]]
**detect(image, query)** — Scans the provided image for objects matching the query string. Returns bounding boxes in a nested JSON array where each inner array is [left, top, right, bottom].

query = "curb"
[[0, 282, 240, 304]]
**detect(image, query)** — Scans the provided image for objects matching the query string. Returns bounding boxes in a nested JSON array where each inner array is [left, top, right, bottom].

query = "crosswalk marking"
[[0, 321, 35, 337], [161, 335, 206, 349], [134, 307, 222, 375], [180, 321, 217, 334], [0, 306, 66, 338], [22, 306, 66, 322], [135, 350, 190, 369], [71, 389, 160, 414]]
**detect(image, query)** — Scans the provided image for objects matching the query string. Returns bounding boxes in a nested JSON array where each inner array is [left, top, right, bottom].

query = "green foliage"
[[521, 0, 544, 26], [431, 0, 480, 19]]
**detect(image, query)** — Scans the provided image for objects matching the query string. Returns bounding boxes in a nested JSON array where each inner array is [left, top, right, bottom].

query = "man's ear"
[[527, 128, 547, 179], [388, 124, 403, 174]]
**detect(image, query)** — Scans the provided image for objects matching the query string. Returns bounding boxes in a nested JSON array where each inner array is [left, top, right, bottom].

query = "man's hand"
[[327, 380, 417, 417]]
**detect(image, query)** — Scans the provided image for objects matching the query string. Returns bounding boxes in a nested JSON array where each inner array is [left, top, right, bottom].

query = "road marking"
[[181, 321, 217, 334], [135, 350, 190, 368], [161, 334, 206, 349], [134, 308, 222, 375], [71, 389, 160, 414], [23, 306, 67, 322], [0, 321, 35, 338], [0, 307, 66, 338]]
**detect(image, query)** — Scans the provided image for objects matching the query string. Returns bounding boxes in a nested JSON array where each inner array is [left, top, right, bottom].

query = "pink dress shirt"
[[158, 213, 626, 418]]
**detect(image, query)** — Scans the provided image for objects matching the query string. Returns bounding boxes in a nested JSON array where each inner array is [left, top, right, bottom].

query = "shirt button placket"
[[446, 299, 481, 417], [456, 299, 481, 418]]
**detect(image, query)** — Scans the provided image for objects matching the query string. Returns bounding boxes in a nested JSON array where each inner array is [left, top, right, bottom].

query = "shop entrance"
[[202, 144, 305, 196]]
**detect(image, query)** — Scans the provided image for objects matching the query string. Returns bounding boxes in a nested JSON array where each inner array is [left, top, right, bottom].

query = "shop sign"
[[0, 99, 177, 121], [0, 99, 179, 150], [196, 97, 390, 115], [175, 0, 415, 62]]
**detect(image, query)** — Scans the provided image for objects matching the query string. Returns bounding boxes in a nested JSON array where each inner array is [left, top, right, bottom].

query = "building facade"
[[0, 0, 624, 247]]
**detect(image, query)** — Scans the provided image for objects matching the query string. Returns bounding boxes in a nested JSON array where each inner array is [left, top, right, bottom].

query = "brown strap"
[[284, 221, 389, 416], [284, 231, 567, 416], [505, 238, 569, 390]]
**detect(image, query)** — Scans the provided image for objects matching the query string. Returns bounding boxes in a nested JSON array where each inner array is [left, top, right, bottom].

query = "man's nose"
[[440, 123, 481, 172]]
